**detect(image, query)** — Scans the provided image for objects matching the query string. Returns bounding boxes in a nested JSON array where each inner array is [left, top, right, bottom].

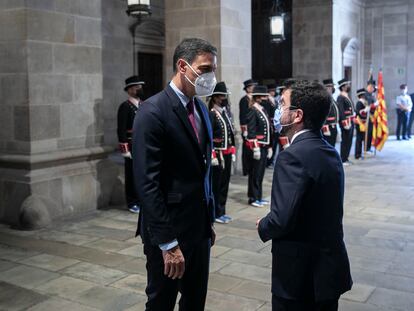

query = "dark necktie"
[[187, 99, 199, 143]]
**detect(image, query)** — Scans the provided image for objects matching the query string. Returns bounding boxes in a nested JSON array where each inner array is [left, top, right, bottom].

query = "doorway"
[[138, 52, 163, 100]]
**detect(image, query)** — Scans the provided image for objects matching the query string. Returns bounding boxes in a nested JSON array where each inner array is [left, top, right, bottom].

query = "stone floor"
[[0, 136, 413, 311]]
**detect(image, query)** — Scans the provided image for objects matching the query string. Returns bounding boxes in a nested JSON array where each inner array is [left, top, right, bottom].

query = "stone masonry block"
[[0, 0, 24, 9], [54, 45, 102, 74], [79, 0, 101, 18], [74, 75, 102, 105], [13, 106, 30, 141], [0, 9, 26, 41], [0, 74, 28, 106], [25, 0, 55, 10], [29, 105, 61, 141], [0, 42, 27, 73], [27, 10, 74, 43], [55, 0, 79, 15], [75, 16, 102, 46], [27, 41, 53, 73], [0, 105, 12, 141], [28, 74, 73, 105], [61, 103, 95, 139]]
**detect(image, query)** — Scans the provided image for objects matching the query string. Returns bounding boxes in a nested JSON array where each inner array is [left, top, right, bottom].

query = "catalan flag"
[[372, 70, 389, 151]]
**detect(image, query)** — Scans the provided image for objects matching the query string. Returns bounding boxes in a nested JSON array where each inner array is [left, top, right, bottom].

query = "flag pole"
[[364, 108, 370, 159]]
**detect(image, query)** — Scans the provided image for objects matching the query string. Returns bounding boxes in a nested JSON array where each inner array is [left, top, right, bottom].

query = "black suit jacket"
[[258, 130, 352, 301], [132, 85, 215, 250]]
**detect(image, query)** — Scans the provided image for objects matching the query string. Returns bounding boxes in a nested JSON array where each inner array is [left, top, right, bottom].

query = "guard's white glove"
[[253, 147, 261, 160], [364, 106, 370, 113], [211, 157, 219, 166], [267, 148, 273, 160], [344, 124, 351, 130], [231, 154, 236, 162], [121, 152, 132, 159], [242, 130, 248, 138], [374, 100, 379, 107]]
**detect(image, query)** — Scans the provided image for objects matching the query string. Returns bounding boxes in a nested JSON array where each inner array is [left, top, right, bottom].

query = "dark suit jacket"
[[258, 130, 352, 301], [132, 85, 215, 250]]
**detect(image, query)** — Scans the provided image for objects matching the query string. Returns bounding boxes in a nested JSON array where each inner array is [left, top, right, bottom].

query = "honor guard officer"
[[322, 79, 340, 147], [365, 78, 378, 152], [265, 84, 278, 167], [246, 85, 273, 208], [117, 75, 145, 213], [354, 88, 369, 159], [208, 82, 235, 224], [239, 79, 258, 176], [337, 78, 355, 166]]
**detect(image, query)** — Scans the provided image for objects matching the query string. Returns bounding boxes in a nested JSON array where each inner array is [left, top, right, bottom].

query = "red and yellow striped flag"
[[372, 70, 388, 151]]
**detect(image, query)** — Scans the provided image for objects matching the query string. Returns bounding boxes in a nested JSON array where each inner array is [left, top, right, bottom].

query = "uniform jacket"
[[258, 131, 353, 301], [324, 97, 339, 126], [337, 94, 355, 126], [209, 106, 235, 151], [247, 104, 272, 146], [132, 85, 215, 250], [117, 100, 138, 151], [239, 95, 250, 129]]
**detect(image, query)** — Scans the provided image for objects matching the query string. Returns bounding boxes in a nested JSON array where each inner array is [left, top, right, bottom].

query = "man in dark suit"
[[257, 80, 352, 311], [132, 38, 217, 311]]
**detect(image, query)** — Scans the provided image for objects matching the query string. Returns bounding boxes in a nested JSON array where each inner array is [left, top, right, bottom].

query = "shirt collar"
[[128, 97, 140, 107], [213, 104, 224, 113], [169, 81, 191, 107], [291, 129, 311, 143]]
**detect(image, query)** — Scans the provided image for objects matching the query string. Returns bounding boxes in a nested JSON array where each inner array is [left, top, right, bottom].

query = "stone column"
[[164, 0, 252, 173], [0, 0, 117, 228], [292, 0, 333, 81]]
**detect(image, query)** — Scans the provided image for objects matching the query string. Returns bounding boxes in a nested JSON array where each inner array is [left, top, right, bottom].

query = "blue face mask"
[[273, 108, 282, 133]]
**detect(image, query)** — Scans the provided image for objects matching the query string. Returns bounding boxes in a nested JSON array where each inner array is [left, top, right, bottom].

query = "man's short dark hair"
[[400, 84, 407, 90], [288, 80, 331, 130], [173, 38, 217, 73]]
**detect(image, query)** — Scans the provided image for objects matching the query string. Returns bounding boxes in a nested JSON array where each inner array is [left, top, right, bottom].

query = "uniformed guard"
[[365, 78, 378, 153], [117, 75, 145, 213], [208, 82, 235, 224], [246, 85, 273, 208], [322, 78, 340, 147], [264, 84, 278, 168], [354, 88, 369, 159], [337, 78, 355, 165], [239, 79, 257, 176]]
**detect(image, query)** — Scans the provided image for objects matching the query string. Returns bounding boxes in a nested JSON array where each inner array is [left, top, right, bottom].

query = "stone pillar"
[[164, 0, 252, 173], [292, 0, 333, 81], [0, 0, 117, 228]]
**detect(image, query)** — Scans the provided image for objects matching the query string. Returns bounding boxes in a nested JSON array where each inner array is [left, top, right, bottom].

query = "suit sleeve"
[[132, 103, 176, 245], [247, 108, 257, 140], [117, 103, 128, 143], [258, 150, 309, 242]]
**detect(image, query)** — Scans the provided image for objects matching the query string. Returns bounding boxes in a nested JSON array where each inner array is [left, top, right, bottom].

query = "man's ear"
[[295, 109, 304, 123], [176, 59, 187, 74]]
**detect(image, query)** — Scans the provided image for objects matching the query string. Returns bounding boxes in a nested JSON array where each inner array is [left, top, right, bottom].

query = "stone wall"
[[292, 0, 333, 81], [0, 0, 118, 228], [364, 0, 414, 134]]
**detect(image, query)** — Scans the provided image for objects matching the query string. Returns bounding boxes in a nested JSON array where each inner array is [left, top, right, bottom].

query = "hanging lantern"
[[126, 0, 151, 17]]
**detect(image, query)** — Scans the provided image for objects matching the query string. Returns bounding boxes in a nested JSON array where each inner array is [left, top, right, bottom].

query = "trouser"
[[366, 119, 373, 150], [143, 239, 211, 311], [124, 157, 139, 208], [248, 147, 267, 202], [354, 124, 365, 159], [323, 125, 338, 147], [396, 109, 409, 139], [211, 153, 232, 218], [241, 139, 251, 176], [268, 133, 279, 167], [340, 124, 354, 163], [272, 295, 338, 311], [407, 110, 414, 138]]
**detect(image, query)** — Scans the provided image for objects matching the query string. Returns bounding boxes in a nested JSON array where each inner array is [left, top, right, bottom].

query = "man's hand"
[[256, 217, 261, 229], [211, 226, 216, 246], [162, 246, 185, 280]]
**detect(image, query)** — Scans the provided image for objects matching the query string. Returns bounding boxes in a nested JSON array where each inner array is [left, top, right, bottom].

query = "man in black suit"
[[132, 38, 217, 311], [257, 80, 352, 311]]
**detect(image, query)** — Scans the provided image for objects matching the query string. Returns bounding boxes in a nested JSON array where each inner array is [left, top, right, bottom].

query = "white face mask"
[[182, 60, 217, 96]]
